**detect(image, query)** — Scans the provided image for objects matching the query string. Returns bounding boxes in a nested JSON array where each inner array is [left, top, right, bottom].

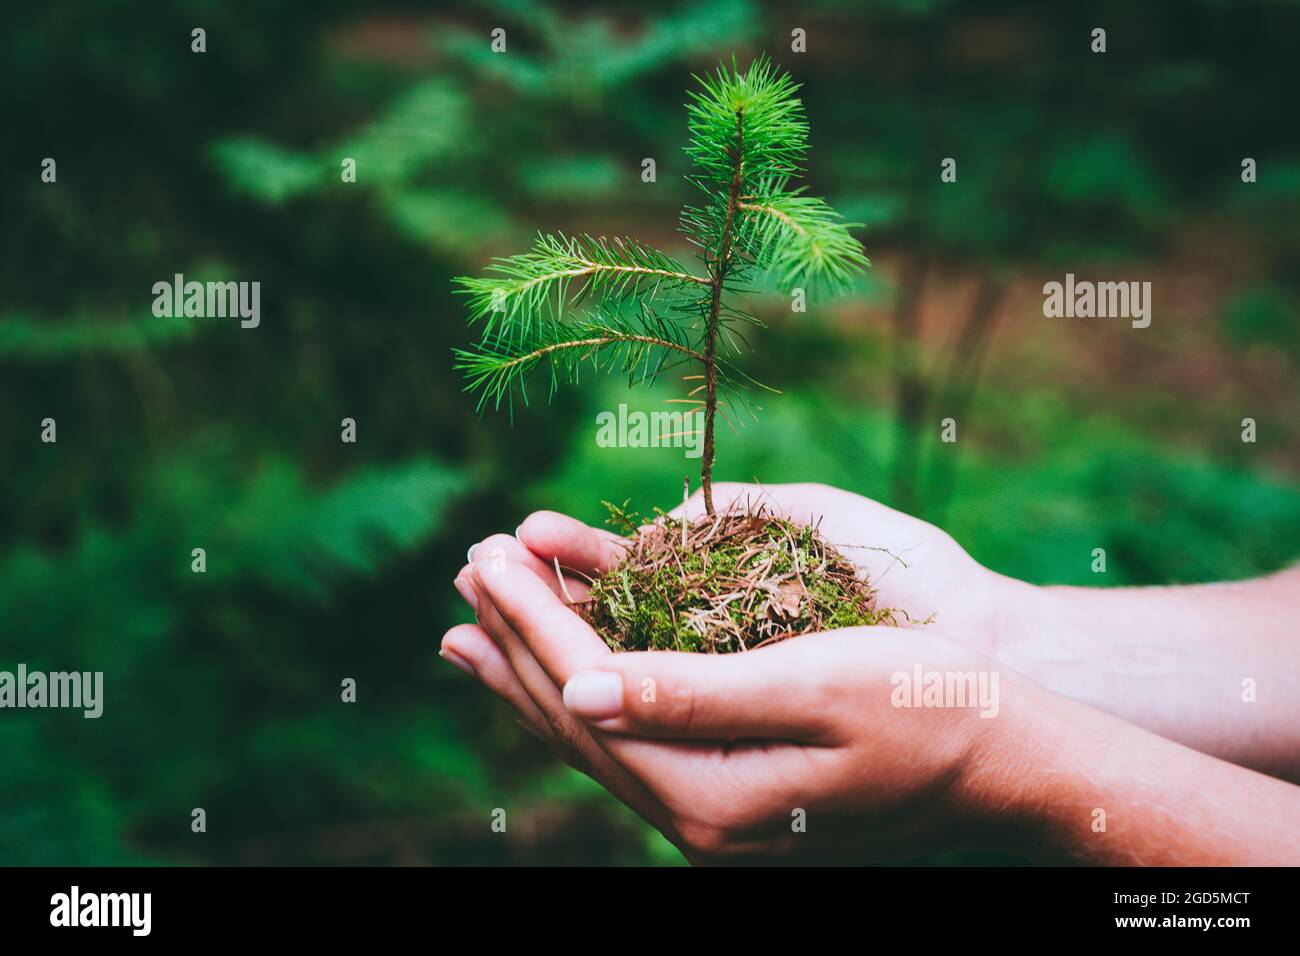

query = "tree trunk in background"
[[925, 273, 1009, 524], [890, 253, 930, 514]]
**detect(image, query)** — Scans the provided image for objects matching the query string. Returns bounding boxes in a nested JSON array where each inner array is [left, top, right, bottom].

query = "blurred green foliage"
[[2, 0, 1297, 865]]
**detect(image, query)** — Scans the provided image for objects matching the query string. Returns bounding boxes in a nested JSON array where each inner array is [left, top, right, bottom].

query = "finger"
[[603, 734, 831, 831], [469, 590, 595, 750], [466, 534, 591, 602], [468, 559, 878, 844], [442, 625, 590, 772], [515, 511, 629, 577], [558, 635, 852, 743], [466, 578, 679, 836], [464, 574, 685, 807], [469, 568, 843, 836], [469, 558, 612, 687], [440, 624, 556, 742]]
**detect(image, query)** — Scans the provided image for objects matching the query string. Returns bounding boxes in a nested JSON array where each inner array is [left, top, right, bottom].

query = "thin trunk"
[[700, 110, 745, 516], [926, 274, 1007, 523], [889, 253, 929, 514]]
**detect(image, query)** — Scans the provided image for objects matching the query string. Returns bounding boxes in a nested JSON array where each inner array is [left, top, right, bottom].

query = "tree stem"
[[701, 110, 744, 516]]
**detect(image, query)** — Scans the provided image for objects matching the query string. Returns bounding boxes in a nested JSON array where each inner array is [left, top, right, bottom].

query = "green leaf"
[[209, 137, 322, 205], [210, 458, 467, 598]]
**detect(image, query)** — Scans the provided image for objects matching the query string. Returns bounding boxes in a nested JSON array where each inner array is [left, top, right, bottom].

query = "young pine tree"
[[454, 56, 868, 515]]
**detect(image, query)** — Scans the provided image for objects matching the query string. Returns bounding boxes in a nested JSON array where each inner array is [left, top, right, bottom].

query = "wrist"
[[958, 679, 1300, 864], [946, 666, 1101, 861], [983, 573, 1102, 702]]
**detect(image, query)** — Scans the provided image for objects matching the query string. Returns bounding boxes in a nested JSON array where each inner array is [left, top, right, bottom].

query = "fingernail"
[[439, 648, 476, 677], [562, 671, 623, 721], [453, 575, 478, 611], [513, 523, 525, 543], [466, 543, 477, 563]]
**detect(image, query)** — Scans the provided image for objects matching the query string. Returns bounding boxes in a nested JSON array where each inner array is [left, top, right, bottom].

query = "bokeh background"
[[3, 0, 1297, 865]]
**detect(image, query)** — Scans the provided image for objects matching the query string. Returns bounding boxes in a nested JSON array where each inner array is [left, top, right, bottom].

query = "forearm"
[[966, 681, 1300, 865], [994, 567, 1300, 780]]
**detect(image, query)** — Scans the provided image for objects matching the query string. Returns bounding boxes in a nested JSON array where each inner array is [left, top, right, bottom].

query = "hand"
[[489, 483, 1300, 781], [441, 481, 1024, 861], [446, 552, 1300, 865], [447, 554, 1023, 863], [444, 482, 1300, 862]]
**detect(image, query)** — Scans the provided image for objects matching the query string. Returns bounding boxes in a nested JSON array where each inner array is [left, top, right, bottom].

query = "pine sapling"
[[454, 56, 908, 652]]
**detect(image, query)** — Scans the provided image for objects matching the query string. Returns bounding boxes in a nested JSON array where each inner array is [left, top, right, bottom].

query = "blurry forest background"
[[2, 0, 1297, 864]]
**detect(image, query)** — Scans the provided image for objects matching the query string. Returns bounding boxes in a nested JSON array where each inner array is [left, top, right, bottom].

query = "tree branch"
[[514, 261, 710, 295], [737, 200, 807, 236], [481, 334, 706, 373]]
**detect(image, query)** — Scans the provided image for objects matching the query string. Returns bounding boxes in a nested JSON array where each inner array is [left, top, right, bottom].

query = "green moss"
[[581, 511, 908, 653]]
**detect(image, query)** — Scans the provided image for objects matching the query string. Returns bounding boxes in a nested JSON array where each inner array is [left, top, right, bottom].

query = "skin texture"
[[443, 482, 1300, 864]]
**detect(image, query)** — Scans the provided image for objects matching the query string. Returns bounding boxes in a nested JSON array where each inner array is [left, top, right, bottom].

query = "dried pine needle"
[[579, 500, 913, 653]]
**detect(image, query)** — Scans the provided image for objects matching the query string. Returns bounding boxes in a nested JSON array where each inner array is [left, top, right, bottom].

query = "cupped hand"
[[515, 481, 1018, 657], [443, 484, 1300, 865], [443, 551, 1029, 863]]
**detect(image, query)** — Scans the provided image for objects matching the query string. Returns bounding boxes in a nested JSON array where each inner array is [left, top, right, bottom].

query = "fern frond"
[[0, 310, 219, 360], [215, 458, 465, 599], [452, 233, 708, 345]]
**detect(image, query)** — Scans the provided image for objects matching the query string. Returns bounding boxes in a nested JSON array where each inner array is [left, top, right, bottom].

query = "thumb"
[[561, 637, 853, 743]]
